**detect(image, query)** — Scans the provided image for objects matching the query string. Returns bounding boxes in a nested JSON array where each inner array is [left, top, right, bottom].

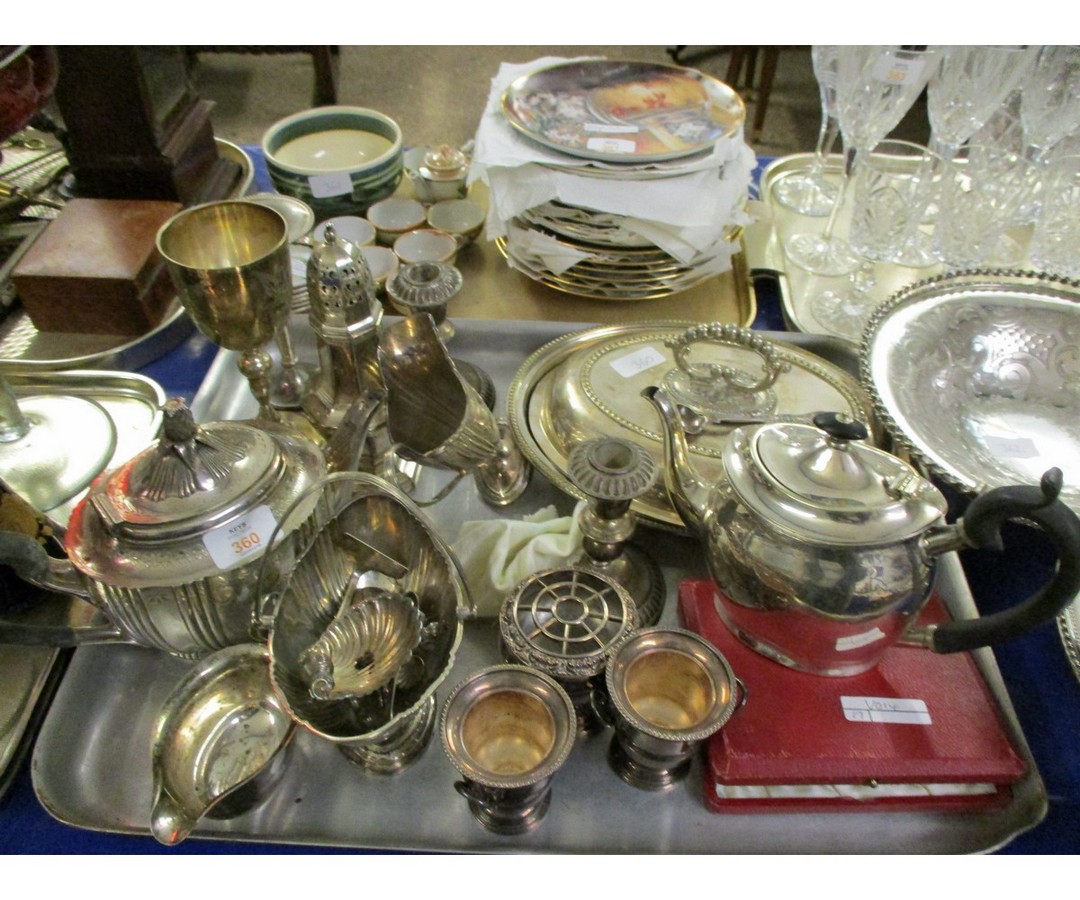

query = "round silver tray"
[[508, 321, 876, 532], [861, 269, 1080, 686]]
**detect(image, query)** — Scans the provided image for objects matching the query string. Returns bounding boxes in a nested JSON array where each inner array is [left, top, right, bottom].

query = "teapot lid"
[[728, 412, 947, 545], [87, 399, 287, 541], [421, 144, 468, 178]]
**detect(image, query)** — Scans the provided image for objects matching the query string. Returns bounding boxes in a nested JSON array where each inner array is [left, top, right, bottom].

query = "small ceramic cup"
[[366, 196, 427, 245], [359, 244, 399, 294], [312, 215, 376, 248], [393, 228, 458, 265], [426, 198, 485, 248]]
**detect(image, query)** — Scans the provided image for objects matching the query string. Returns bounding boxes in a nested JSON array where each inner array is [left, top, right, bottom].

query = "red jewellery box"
[[678, 579, 1026, 813]]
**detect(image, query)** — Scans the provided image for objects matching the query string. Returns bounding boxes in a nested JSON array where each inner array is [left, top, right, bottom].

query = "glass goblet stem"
[[819, 144, 857, 246], [782, 145, 861, 276]]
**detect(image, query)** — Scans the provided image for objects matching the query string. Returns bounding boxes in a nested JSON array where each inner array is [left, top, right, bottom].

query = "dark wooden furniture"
[[52, 46, 239, 205], [184, 46, 340, 107]]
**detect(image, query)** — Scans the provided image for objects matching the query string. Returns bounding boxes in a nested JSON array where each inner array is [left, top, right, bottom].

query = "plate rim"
[[500, 58, 745, 165]]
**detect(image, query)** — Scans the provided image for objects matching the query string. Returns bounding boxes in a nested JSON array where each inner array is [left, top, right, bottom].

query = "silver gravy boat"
[[646, 388, 1080, 676]]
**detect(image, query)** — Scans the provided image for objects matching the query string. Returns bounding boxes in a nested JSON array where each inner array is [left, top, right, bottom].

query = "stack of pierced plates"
[[479, 58, 750, 302]]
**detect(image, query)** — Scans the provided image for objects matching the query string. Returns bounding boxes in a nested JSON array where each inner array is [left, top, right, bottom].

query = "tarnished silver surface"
[[441, 664, 576, 835], [499, 567, 637, 682], [0, 368, 166, 800], [567, 437, 665, 626], [29, 319, 1048, 852], [0, 402, 327, 659], [379, 314, 530, 507], [158, 200, 293, 424], [1059, 602, 1080, 686], [603, 627, 744, 791], [301, 222, 383, 437], [646, 385, 1080, 676], [0, 300, 195, 374], [0, 138, 249, 372], [299, 587, 427, 701], [150, 643, 295, 846], [508, 321, 877, 532], [1, 368, 166, 529]]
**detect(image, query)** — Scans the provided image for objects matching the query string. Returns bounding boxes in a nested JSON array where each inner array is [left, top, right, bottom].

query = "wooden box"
[[12, 198, 182, 335]]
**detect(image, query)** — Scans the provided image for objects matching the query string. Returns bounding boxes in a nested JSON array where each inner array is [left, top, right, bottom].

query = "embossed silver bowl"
[[861, 270, 1080, 514]]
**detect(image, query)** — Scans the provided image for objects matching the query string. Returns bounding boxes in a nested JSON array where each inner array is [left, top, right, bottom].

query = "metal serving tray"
[[756, 153, 1040, 341], [1, 368, 166, 801], [30, 320, 1046, 853]]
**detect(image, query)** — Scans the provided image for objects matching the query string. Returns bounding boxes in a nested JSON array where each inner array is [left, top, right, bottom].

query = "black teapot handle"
[[932, 468, 1080, 654]]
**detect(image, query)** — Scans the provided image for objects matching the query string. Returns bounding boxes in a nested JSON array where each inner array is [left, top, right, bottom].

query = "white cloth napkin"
[[452, 501, 587, 617]]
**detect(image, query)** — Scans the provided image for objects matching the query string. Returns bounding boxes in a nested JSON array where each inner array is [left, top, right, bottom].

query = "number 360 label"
[[203, 505, 279, 570]]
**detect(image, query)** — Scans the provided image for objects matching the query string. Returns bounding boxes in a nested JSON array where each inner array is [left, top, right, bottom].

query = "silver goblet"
[[157, 200, 293, 422]]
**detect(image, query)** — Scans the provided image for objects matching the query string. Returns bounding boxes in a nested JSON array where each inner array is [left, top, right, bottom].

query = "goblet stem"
[[238, 348, 281, 423], [811, 116, 841, 177], [270, 323, 314, 410], [782, 145, 860, 276], [773, 115, 841, 215], [821, 145, 856, 243]]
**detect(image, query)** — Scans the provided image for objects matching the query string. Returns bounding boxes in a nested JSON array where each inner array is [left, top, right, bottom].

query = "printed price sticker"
[[872, 54, 928, 85], [584, 122, 640, 135], [981, 434, 1039, 459], [307, 171, 353, 199], [203, 505, 279, 570], [585, 136, 638, 155], [610, 345, 667, 378], [841, 695, 931, 725]]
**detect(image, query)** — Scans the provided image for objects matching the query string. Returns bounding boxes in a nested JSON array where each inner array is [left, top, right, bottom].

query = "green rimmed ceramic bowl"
[[262, 106, 403, 218]]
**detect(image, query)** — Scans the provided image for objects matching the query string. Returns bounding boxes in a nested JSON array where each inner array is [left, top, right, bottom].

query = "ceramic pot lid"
[[508, 321, 876, 532], [730, 413, 948, 546]]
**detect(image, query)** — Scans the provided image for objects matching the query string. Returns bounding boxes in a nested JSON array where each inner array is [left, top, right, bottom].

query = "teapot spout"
[[641, 386, 712, 535]]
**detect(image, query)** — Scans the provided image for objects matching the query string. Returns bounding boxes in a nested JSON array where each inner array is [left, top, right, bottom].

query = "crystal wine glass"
[[783, 46, 942, 277], [928, 46, 1035, 164], [772, 45, 842, 216], [1020, 45, 1080, 163], [887, 45, 1036, 266]]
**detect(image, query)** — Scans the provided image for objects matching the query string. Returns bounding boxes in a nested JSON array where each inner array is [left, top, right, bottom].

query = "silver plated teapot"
[[0, 399, 326, 658], [646, 388, 1080, 676]]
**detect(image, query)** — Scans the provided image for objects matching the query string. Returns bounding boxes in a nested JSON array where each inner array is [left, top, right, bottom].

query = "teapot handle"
[[931, 468, 1080, 654]]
